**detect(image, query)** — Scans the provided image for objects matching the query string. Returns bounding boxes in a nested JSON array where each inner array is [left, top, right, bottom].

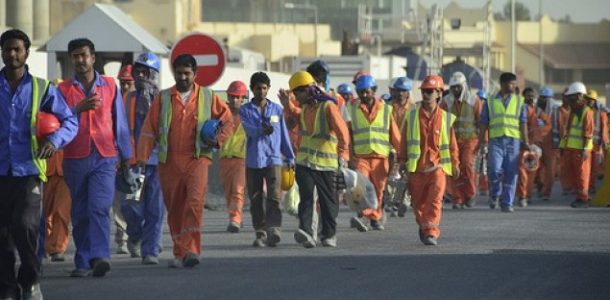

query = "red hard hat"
[[118, 64, 134, 81], [227, 81, 248, 97], [36, 112, 60, 139], [420, 75, 444, 90]]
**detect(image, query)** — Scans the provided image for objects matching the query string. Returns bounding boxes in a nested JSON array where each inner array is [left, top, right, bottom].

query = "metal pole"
[[314, 6, 318, 57], [539, 0, 545, 86], [511, 0, 516, 74]]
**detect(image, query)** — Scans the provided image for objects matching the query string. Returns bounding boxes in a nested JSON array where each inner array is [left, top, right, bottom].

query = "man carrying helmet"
[[280, 71, 350, 248], [347, 74, 401, 231], [137, 54, 233, 267], [516, 88, 551, 207], [560, 82, 594, 208], [398, 75, 459, 246], [58, 38, 132, 278], [440, 72, 482, 209], [478, 72, 530, 213], [118, 52, 165, 264], [536, 87, 559, 201], [219, 80, 248, 233], [584, 89, 609, 193], [0, 29, 77, 300]]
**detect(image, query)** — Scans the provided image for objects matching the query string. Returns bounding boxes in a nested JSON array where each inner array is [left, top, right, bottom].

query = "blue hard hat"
[[539, 87, 554, 98], [337, 83, 353, 95], [381, 93, 391, 102], [355, 74, 377, 91], [134, 52, 161, 72], [476, 90, 488, 100], [200, 119, 221, 144], [391, 77, 412, 91]]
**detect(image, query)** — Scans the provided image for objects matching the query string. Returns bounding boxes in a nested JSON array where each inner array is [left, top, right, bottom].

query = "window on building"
[[582, 69, 610, 84]]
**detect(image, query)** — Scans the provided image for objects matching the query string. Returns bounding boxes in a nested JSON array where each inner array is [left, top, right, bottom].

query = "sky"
[[423, 0, 610, 23]]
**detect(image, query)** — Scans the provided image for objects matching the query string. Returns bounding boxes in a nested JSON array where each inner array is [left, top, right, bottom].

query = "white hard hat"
[[565, 82, 586, 96], [449, 72, 467, 86]]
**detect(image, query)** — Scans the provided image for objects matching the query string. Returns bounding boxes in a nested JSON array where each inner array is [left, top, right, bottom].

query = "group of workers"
[[1, 27, 608, 300]]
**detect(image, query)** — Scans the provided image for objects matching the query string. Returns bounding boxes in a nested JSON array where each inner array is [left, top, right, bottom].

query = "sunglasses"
[[421, 89, 436, 95]]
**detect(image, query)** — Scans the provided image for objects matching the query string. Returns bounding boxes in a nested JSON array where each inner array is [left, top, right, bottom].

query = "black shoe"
[[570, 200, 589, 208], [370, 220, 384, 231], [182, 252, 200, 268], [22, 283, 43, 300], [501, 205, 515, 213], [50, 252, 65, 262], [266, 227, 281, 247], [422, 235, 438, 246], [91, 258, 111, 277], [489, 197, 499, 209]]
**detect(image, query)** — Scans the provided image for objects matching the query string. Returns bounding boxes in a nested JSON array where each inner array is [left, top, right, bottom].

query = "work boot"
[[116, 242, 128, 255], [350, 216, 368, 232], [370, 220, 384, 231], [397, 203, 408, 217], [321, 236, 337, 248], [21, 283, 43, 300], [465, 198, 476, 208], [182, 252, 200, 268], [69, 268, 91, 278], [142, 256, 159, 265], [266, 227, 281, 247], [168, 258, 183, 268], [452, 203, 464, 210], [489, 197, 499, 209], [501, 205, 515, 213], [227, 221, 240, 233], [570, 200, 589, 208], [252, 231, 267, 248], [91, 258, 111, 277], [50, 253, 65, 262], [518, 198, 528, 208], [294, 229, 316, 248], [422, 235, 438, 246], [127, 238, 141, 258]]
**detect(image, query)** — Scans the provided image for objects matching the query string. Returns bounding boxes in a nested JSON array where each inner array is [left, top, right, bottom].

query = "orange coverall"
[[349, 99, 401, 222], [558, 105, 573, 192], [219, 114, 246, 225], [562, 108, 594, 202], [138, 84, 232, 259], [538, 105, 558, 199], [517, 105, 551, 200], [590, 108, 609, 189], [42, 150, 71, 255], [399, 106, 459, 239]]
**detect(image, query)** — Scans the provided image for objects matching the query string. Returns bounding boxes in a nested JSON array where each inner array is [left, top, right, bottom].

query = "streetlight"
[[285, 2, 318, 57]]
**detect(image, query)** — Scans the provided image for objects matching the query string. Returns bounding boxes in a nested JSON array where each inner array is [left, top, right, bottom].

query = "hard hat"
[[355, 74, 377, 91], [381, 93, 391, 102], [565, 82, 586, 96], [448, 71, 467, 86], [289, 71, 316, 90], [200, 119, 221, 145], [476, 90, 488, 100], [227, 81, 248, 97], [522, 145, 542, 172], [306, 60, 330, 77], [134, 52, 161, 72], [337, 83, 353, 95], [36, 112, 60, 140], [391, 76, 413, 91], [420, 75, 444, 90], [280, 166, 295, 191], [585, 89, 598, 101], [352, 70, 369, 84], [118, 64, 134, 81], [539, 87, 554, 98], [115, 167, 144, 194]]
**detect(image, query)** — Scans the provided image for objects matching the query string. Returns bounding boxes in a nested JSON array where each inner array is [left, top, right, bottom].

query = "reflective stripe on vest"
[[30, 77, 50, 182], [297, 102, 339, 170], [448, 100, 477, 139], [220, 123, 246, 158], [405, 108, 455, 175], [560, 107, 593, 150], [158, 87, 212, 163], [489, 94, 522, 139], [350, 101, 392, 156]]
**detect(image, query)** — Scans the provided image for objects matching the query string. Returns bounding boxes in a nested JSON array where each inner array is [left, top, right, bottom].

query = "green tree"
[[502, 1, 531, 21]]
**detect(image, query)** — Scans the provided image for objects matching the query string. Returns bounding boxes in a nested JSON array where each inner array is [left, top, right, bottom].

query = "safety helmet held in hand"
[[227, 81, 248, 97], [522, 145, 542, 172], [289, 71, 316, 90], [200, 119, 221, 145], [420, 75, 444, 90], [355, 74, 377, 91], [36, 112, 60, 140], [280, 166, 295, 191], [115, 167, 144, 194], [134, 52, 161, 72]]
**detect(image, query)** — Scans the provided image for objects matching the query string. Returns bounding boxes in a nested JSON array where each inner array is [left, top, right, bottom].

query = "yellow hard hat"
[[280, 166, 295, 191], [586, 89, 598, 101], [289, 71, 315, 90]]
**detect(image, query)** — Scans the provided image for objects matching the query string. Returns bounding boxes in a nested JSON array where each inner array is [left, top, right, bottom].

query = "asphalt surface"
[[39, 181, 610, 300]]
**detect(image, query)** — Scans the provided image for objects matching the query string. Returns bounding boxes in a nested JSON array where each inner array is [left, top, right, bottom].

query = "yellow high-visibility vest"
[[220, 122, 246, 158], [30, 76, 51, 182], [447, 100, 477, 139], [297, 101, 338, 170], [560, 106, 593, 150], [349, 101, 392, 157], [405, 107, 455, 176], [489, 94, 523, 139]]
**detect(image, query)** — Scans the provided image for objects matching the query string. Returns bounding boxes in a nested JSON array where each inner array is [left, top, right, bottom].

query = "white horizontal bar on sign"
[[194, 55, 219, 67]]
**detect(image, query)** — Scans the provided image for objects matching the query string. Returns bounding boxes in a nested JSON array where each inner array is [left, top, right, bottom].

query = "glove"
[[262, 123, 274, 135]]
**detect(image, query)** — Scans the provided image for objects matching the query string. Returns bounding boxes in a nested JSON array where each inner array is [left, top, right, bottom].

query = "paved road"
[[40, 184, 610, 300]]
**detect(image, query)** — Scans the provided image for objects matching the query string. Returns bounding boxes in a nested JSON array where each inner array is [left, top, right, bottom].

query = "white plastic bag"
[[282, 182, 300, 216]]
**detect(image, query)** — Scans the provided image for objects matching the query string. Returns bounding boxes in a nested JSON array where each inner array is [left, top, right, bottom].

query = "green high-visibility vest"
[[488, 94, 523, 139], [349, 101, 392, 157], [296, 101, 338, 170], [30, 77, 51, 182], [405, 107, 455, 176], [158, 87, 213, 163], [560, 106, 593, 150], [447, 99, 477, 139]]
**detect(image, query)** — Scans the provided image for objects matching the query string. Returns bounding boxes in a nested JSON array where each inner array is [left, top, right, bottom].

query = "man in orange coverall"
[[516, 88, 551, 207], [558, 90, 573, 195], [584, 90, 609, 193], [535, 87, 559, 201], [42, 150, 71, 262], [219, 80, 248, 233], [347, 74, 401, 232], [137, 54, 233, 268], [399, 75, 459, 246], [560, 82, 594, 208]]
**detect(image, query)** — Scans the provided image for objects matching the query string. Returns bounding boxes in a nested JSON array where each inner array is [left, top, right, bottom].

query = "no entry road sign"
[[170, 33, 226, 87]]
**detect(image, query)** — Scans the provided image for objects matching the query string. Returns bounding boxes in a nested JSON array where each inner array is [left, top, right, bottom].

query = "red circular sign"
[[170, 33, 226, 87]]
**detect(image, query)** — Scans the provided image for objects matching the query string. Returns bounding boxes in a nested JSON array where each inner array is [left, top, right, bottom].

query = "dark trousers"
[[0, 176, 42, 297], [295, 165, 338, 239], [246, 166, 282, 232]]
